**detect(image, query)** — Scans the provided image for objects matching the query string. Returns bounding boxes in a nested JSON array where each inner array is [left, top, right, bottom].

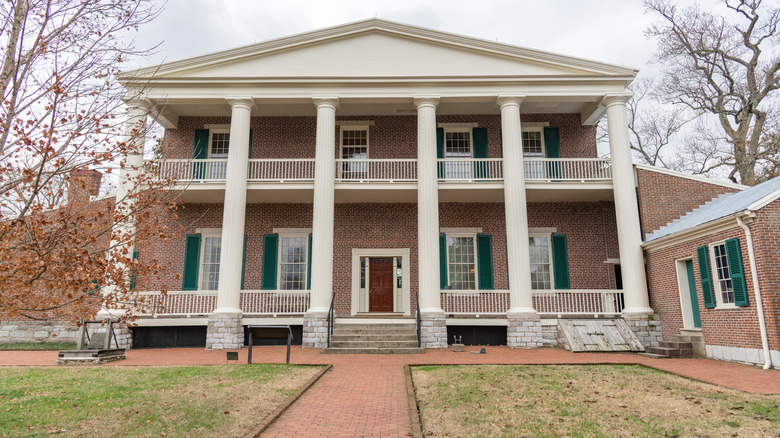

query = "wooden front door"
[[369, 258, 394, 312]]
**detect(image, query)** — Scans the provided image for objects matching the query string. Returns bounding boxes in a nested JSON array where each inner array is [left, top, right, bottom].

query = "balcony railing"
[[334, 159, 417, 182], [523, 158, 612, 181], [135, 290, 311, 316], [150, 158, 612, 184], [440, 289, 624, 316]]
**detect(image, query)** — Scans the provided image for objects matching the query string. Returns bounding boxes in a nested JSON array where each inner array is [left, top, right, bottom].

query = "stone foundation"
[[90, 322, 133, 350], [507, 313, 543, 348], [420, 311, 447, 348], [303, 312, 328, 349], [540, 319, 561, 347], [623, 313, 662, 348], [0, 321, 79, 344], [206, 313, 243, 350]]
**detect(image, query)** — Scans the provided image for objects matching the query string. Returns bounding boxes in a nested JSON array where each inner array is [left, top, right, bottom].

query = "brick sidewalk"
[[1, 346, 778, 437]]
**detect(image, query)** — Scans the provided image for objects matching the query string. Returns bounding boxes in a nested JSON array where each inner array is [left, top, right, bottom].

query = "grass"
[[412, 364, 780, 437], [0, 342, 76, 351], [0, 364, 323, 437]]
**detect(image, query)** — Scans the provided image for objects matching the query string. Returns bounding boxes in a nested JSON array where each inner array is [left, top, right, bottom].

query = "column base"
[[303, 311, 329, 349], [623, 313, 662, 349], [507, 313, 543, 348], [206, 313, 243, 350], [420, 311, 447, 349]]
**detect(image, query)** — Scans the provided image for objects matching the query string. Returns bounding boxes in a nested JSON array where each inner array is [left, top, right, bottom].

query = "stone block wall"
[[624, 314, 663, 348], [0, 321, 79, 343], [206, 313, 243, 350], [420, 312, 447, 348], [303, 313, 328, 348]]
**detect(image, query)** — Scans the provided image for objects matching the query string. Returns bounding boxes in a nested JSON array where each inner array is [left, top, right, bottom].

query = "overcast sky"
[[130, 0, 666, 74]]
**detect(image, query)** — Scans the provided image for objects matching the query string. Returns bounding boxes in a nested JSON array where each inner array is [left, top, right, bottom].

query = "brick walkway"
[[1, 347, 778, 437]]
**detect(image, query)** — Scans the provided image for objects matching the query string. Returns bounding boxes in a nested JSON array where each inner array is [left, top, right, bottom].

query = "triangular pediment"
[[121, 19, 637, 81]]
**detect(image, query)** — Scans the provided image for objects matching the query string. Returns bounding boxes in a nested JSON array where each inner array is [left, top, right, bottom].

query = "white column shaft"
[[215, 99, 253, 313], [498, 97, 535, 314], [415, 98, 443, 312], [603, 95, 652, 315], [309, 98, 339, 312]]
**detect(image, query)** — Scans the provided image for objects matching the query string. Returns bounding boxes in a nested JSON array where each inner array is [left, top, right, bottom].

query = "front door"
[[369, 258, 394, 312]]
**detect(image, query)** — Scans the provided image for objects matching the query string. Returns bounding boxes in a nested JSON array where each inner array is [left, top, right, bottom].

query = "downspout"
[[735, 214, 773, 370]]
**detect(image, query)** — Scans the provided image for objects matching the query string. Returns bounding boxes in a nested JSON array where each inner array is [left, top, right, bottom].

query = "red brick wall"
[[162, 113, 599, 161], [636, 168, 740, 240], [748, 200, 780, 352], [645, 225, 776, 351]]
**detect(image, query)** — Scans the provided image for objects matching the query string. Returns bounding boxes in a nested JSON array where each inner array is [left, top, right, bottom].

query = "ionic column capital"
[[312, 97, 340, 110], [600, 93, 633, 108], [414, 96, 440, 109], [496, 95, 526, 109], [225, 96, 256, 111]]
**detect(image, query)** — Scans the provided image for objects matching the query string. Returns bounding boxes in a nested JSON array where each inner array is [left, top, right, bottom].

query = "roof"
[[644, 177, 780, 243]]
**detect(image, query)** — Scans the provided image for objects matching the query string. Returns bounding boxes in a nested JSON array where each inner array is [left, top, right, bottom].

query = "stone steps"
[[323, 321, 422, 354], [641, 330, 704, 358], [322, 347, 424, 354]]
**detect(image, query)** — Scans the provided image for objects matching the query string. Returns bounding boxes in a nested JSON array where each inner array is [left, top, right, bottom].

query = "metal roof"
[[644, 177, 780, 243]]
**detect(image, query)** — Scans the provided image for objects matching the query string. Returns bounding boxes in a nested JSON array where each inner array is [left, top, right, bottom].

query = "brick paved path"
[[1, 346, 778, 437]]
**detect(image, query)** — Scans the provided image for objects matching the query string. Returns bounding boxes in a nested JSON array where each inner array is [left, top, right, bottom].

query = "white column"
[[308, 97, 339, 312], [414, 97, 443, 312], [602, 93, 653, 315], [498, 96, 535, 315], [214, 97, 254, 314]]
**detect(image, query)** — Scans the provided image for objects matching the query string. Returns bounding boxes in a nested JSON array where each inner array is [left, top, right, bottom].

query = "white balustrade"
[[135, 291, 218, 316], [154, 159, 228, 182], [523, 158, 612, 181], [248, 159, 316, 182], [240, 291, 311, 314], [440, 289, 624, 316], [334, 159, 417, 182], [436, 158, 504, 181]]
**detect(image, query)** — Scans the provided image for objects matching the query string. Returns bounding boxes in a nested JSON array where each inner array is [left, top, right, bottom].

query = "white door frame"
[[351, 248, 411, 316], [675, 258, 696, 330]]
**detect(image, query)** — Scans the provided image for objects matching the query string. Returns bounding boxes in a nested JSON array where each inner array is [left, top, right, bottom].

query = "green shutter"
[[505, 235, 509, 289], [182, 234, 202, 291], [685, 260, 702, 328], [436, 128, 445, 179], [129, 250, 139, 291], [439, 234, 448, 289], [240, 234, 247, 290], [472, 127, 489, 179], [307, 233, 313, 290], [499, 127, 503, 157], [248, 129, 253, 158], [544, 127, 561, 179], [193, 129, 209, 180], [476, 234, 494, 290], [551, 234, 570, 290], [261, 234, 278, 290], [725, 238, 749, 306], [697, 246, 715, 308]]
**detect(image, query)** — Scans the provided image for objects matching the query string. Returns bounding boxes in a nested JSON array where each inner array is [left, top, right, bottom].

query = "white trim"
[[709, 241, 737, 308], [440, 227, 483, 233], [643, 215, 747, 252], [437, 122, 478, 128], [529, 233, 553, 290], [529, 227, 557, 234], [336, 120, 375, 126], [635, 164, 747, 191], [272, 227, 312, 234], [520, 121, 550, 128], [445, 318, 508, 326], [195, 227, 222, 235], [203, 124, 231, 130], [522, 126, 546, 158], [747, 190, 780, 211], [675, 258, 697, 330], [351, 248, 411, 316], [198, 231, 222, 292], [277, 233, 310, 291], [444, 233, 478, 291], [603, 258, 621, 264]]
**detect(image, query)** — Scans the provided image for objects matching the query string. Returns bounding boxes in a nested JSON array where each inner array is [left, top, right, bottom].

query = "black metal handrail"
[[416, 293, 422, 348], [326, 292, 336, 348]]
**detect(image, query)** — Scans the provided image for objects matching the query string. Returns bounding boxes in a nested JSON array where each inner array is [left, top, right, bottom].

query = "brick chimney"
[[68, 169, 102, 207]]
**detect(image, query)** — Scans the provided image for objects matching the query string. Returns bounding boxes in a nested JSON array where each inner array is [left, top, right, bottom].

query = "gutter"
[[735, 212, 773, 370]]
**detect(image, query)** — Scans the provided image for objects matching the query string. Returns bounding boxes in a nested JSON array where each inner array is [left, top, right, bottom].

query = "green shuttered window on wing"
[[543, 127, 561, 179], [472, 127, 489, 179], [551, 234, 570, 290], [182, 234, 202, 291], [439, 234, 448, 289], [476, 234, 494, 290], [261, 234, 278, 290], [697, 245, 716, 308], [725, 238, 749, 306], [436, 127, 445, 179]]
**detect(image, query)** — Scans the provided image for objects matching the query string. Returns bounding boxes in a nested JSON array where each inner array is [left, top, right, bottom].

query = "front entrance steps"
[[322, 318, 423, 354], [639, 330, 704, 359]]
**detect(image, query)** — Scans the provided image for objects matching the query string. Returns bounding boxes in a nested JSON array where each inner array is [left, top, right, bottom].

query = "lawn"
[[0, 342, 76, 350], [412, 364, 780, 437], [0, 364, 323, 437]]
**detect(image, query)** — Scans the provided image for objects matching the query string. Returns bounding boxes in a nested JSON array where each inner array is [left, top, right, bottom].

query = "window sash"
[[200, 236, 221, 291], [447, 235, 476, 290], [529, 235, 552, 290], [711, 243, 734, 304], [279, 236, 308, 290], [208, 131, 230, 179], [340, 127, 369, 179]]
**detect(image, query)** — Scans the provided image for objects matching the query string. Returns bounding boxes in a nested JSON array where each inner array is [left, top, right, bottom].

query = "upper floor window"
[[340, 126, 369, 179], [523, 129, 546, 179], [444, 128, 472, 179], [209, 130, 230, 179]]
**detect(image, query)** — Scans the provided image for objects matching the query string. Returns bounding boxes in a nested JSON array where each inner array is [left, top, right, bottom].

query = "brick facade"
[[636, 168, 740, 239]]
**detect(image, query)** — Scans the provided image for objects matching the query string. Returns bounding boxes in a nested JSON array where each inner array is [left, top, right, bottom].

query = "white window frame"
[[208, 129, 231, 159], [709, 241, 736, 309], [445, 233, 478, 291], [521, 127, 546, 158], [340, 125, 370, 159], [443, 127, 473, 158], [277, 232, 310, 291], [528, 233, 553, 290], [198, 230, 222, 291]]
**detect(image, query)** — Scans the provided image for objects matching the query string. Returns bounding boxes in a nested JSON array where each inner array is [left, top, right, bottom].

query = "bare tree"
[[0, 0, 178, 322], [645, 0, 780, 185]]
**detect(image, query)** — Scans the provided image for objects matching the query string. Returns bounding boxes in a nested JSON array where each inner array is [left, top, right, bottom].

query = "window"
[[199, 234, 221, 291], [522, 129, 545, 179], [340, 126, 368, 180], [529, 235, 552, 290], [444, 128, 472, 179], [447, 235, 476, 290], [710, 242, 735, 305], [209, 130, 230, 179], [278, 235, 309, 290]]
